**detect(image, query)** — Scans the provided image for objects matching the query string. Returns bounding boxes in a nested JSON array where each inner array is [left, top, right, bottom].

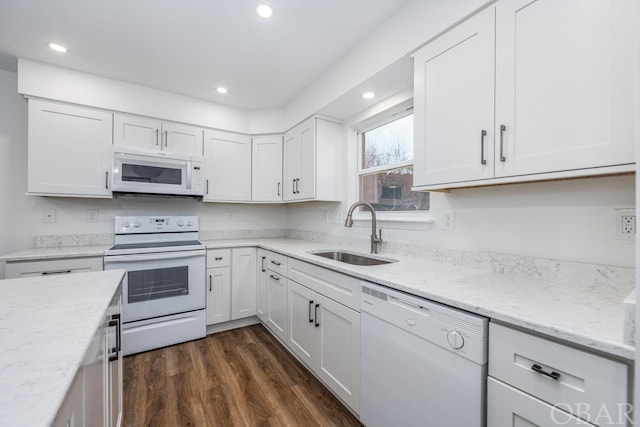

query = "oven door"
[[104, 250, 205, 323], [112, 148, 192, 195]]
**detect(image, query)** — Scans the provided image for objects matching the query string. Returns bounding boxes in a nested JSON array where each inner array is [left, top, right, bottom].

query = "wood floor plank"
[[123, 324, 362, 427]]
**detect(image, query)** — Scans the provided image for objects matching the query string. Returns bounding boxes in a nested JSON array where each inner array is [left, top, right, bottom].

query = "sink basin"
[[309, 250, 396, 266]]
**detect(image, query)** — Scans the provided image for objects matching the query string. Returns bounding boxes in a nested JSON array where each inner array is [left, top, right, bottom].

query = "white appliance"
[[104, 216, 206, 356], [360, 282, 488, 427], [111, 145, 204, 197]]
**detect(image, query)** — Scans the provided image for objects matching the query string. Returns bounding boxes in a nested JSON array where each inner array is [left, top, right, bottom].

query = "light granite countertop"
[[202, 238, 636, 361], [0, 238, 635, 361], [0, 270, 124, 427]]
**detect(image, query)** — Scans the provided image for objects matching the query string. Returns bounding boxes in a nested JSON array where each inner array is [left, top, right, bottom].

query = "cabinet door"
[[256, 250, 268, 322], [52, 371, 83, 427], [252, 135, 283, 202], [231, 248, 257, 320], [296, 117, 316, 200], [283, 128, 300, 200], [162, 122, 203, 155], [28, 99, 113, 197], [413, 7, 495, 186], [113, 114, 162, 151], [488, 378, 596, 426], [84, 324, 106, 426], [203, 130, 252, 201], [494, 0, 635, 177], [315, 294, 360, 412], [287, 280, 317, 367], [266, 272, 288, 342], [206, 267, 231, 325]]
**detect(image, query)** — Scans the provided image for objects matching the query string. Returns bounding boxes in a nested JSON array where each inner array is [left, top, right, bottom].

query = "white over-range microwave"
[[111, 146, 205, 197]]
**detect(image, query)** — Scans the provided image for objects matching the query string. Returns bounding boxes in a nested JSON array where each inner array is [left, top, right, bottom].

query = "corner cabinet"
[[283, 116, 343, 202], [113, 113, 203, 155], [252, 135, 283, 202], [412, 0, 636, 190], [28, 99, 113, 198], [203, 130, 252, 202]]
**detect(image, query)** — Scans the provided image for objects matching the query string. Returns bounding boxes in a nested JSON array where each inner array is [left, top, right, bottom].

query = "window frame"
[[351, 104, 432, 226]]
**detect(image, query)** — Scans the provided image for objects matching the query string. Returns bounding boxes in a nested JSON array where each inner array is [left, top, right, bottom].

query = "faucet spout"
[[344, 202, 382, 254]]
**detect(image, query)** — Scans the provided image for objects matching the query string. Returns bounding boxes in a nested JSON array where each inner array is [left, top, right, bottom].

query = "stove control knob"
[[186, 219, 193, 227], [177, 219, 184, 227], [447, 330, 464, 350], [134, 221, 141, 228]]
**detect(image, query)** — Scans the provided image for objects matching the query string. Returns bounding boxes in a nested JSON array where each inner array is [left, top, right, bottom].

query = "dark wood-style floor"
[[123, 324, 362, 427]]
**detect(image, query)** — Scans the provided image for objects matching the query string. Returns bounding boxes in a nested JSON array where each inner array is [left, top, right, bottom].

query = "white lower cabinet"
[[5, 256, 103, 279], [488, 322, 630, 427], [53, 285, 122, 427], [205, 248, 256, 326], [206, 266, 231, 325], [231, 248, 257, 319], [287, 280, 360, 411], [265, 269, 288, 342], [256, 249, 268, 322]]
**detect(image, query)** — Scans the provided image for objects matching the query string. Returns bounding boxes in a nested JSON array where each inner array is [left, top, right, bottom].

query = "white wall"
[[0, 70, 286, 255]]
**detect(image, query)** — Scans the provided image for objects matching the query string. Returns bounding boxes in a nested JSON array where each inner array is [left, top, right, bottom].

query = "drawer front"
[[207, 249, 231, 268], [287, 258, 360, 311], [5, 257, 103, 279], [488, 377, 597, 427], [266, 251, 288, 275], [489, 323, 628, 425]]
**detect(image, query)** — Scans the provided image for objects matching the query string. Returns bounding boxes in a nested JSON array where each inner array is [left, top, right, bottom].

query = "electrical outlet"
[[442, 211, 455, 231], [615, 209, 636, 240], [43, 209, 56, 223], [87, 209, 99, 223]]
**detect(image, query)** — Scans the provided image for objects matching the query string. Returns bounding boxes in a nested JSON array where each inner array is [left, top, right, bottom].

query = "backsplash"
[[286, 230, 636, 292], [34, 234, 114, 248]]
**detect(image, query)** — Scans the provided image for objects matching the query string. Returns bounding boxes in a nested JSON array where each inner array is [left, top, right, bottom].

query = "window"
[[358, 110, 429, 212]]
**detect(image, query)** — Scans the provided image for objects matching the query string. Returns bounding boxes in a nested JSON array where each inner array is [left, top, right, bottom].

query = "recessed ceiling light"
[[47, 42, 67, 53], [216, 87, 228, 94], [362, 92, 375, 100], [256, 4, 273, 19]]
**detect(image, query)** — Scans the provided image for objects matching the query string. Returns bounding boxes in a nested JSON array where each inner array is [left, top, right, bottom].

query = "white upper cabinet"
[[113, 113, 203, 155], [203, 129, 252, 202], [252, 135, 283, 202], [494, 0, 635, 177], [283, 116, 343, 202], [28, 99, 113, 198], [413, 7, 495, 186], [413, 0, 636, 190]]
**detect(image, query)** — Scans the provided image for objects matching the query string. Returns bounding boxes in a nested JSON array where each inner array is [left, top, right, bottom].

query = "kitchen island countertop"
[[0, 269, 124, 427]]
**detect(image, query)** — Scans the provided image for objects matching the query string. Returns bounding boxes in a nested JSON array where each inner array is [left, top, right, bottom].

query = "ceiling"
[[0, 0, 412, 110]]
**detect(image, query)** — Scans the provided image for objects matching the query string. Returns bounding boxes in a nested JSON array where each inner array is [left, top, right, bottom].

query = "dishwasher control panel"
[[361, 282, 488, 364]]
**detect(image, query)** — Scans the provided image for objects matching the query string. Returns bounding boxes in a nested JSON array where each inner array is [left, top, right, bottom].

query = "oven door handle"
[[104, 250, 204, 263]]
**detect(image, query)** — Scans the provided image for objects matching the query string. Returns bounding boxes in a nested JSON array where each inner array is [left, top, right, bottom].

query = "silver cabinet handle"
[[261, 256, 266, 272], [269, 274, 280, 281], [277, 182, 281, 196], [105, 171, 109, 189], [164, 130, 168, 148], [155, 128, 159, 146], [206, 179, 209, 195], [292, 179, 296, 194], [499, 124, 506, 162], [270, 260, 281, 266], [480, 130, 487, 165]]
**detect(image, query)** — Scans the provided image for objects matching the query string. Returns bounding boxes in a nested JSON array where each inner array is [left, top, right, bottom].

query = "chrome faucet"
[[344, 202, 382, 254]]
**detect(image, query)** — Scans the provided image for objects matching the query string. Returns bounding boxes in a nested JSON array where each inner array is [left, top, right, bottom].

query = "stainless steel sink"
[[309, 250, 396, 266]]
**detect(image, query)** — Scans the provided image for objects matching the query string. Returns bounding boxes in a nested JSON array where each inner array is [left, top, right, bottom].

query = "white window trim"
[[350, 99, 432, 228]]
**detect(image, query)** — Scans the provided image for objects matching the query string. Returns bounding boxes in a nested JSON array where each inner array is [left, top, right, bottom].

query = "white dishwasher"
[[360, 282, 488, 427]]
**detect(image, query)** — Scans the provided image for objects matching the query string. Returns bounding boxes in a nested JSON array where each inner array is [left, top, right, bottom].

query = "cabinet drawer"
[[5, 257, 103, 279], [489, 323, 628, 424], [287, 258, 360, 311], [207, 249, 231, 268], [266, 251, 288, 275], [487, 377, 597, 427]]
